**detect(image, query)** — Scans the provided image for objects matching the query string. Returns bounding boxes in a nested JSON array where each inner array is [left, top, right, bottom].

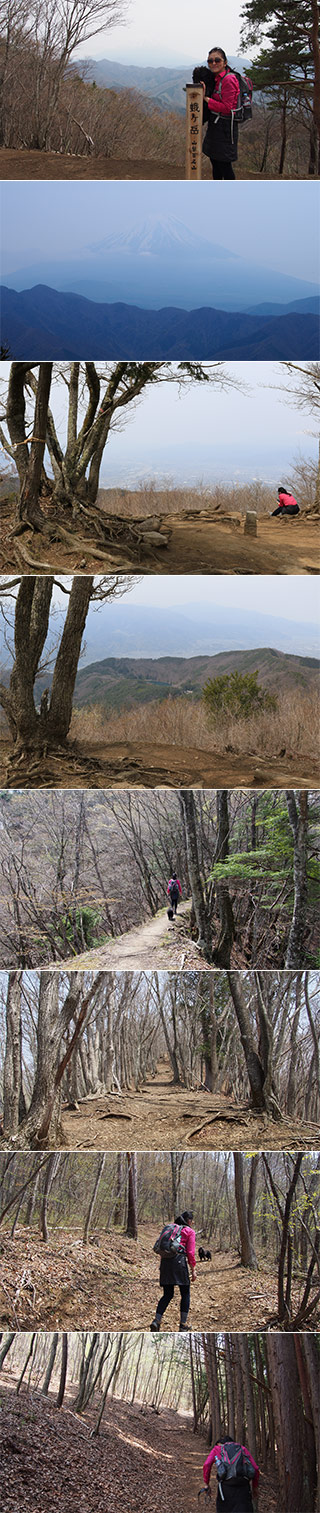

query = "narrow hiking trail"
[[58, 900, 194, 971], [61, 1056, 320, 1152], [0, 1387, 281, 1513], [1, 1220, 318, 1334]]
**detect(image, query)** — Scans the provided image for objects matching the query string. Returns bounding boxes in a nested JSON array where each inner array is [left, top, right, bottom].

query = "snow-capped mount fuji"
[[86, 214, 239, 262], [4, 209, 318, 313]]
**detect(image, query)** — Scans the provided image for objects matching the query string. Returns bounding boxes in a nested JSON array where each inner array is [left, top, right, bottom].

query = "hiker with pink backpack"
[[193, 47, 253, 180], [201, 1435, 260, 1510], [150, 1210, 196, 1332]]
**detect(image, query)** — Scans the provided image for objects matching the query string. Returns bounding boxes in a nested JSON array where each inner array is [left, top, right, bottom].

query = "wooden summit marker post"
[[185, 83, 203, 179]]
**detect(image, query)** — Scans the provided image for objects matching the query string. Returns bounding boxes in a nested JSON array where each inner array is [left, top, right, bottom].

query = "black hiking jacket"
[[193, 67, 239, 162]]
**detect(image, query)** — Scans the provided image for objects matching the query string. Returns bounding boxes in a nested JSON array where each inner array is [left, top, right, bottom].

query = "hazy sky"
[[0, 361, 317, 478], [112, 574, 320, 624], [2, 183, 319, 287], [74, 0, 245, 65], [43, 574, 319, 627]]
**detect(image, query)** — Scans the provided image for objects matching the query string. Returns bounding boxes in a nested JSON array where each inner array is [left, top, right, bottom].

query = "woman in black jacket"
[[193, 47, 240, 179]]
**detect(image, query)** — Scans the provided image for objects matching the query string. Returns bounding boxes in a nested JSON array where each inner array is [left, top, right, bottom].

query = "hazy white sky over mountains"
[[74, 0, 243, 65]]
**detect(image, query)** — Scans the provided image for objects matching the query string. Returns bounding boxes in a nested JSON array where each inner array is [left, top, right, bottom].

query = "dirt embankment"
[[0, 1388, 280, 1513], [1, 1220, 317, 1334]]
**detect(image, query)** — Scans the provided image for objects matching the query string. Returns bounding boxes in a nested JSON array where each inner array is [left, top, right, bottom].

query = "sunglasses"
[[208, 55, 223, 63]]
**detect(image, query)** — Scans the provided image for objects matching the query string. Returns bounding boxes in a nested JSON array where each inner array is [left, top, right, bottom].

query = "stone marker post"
[[185, 83, 203, 179], [244, 510, 257, 537]]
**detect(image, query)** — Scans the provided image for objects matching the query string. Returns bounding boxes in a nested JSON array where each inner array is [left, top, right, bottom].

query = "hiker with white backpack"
[[193, 48, 253, 180], [150, 1209, 196, 1332], [201, 1434, 260, 1511]]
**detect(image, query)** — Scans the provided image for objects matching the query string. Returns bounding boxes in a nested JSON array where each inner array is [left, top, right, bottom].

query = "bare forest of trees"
[[0, 1149, 319, 1331], [0, 1331, 319, 1512], [0, 970, 319, 1148], [0, 789, 318, 973]]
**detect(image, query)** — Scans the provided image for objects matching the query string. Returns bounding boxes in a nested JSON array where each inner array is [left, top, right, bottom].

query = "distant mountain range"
[[73, 648, 320, 713], [4, 215, 319, 311], [75, 601, 320, 662], [79, 56, 253, 112], [1, 286, 318, 360]]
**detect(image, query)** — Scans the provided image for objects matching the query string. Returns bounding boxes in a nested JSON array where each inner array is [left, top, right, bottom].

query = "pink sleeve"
[[243, 1449, 260, 1493], [207, 74, 239, 114], [178, 879, 182, 894], [203, 1445, 220, 1485], [182, 1226, 196, 1267]]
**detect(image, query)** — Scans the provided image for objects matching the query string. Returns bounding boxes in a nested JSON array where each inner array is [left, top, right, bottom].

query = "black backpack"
[[215, 1442, 255, 1485]]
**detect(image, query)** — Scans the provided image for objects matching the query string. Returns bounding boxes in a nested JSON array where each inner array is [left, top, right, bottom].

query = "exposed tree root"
[[9, 505, 170, 571], [4, 738, 105, 789]]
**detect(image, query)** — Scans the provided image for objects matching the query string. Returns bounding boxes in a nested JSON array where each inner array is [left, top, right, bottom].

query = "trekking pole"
[[185, 84, 203, 179]]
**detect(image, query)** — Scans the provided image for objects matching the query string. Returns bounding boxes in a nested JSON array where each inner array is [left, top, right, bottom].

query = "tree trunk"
[[47, 577, 93, 742], [83, 1153, 106, 1244], [234, 1154, 258, 1269], [56, 1334, 68, 1409], [41, 1332, 59, 1395], [266, 1336, 305, 1511], [104, 977, 115, 1093], [40, 1153, 60, 1242], [179, 790, 212, 961], [126, 1152, 138, 1239], [213, 791, 234, 967], [311, 0, 320, 171], [226, 972, 268, 1112], [285, 792, 308, 968], [3, 972, 23, 1135], [247, 1155, 259, 1241], [19, 364, 53, 527], [278, 90, 287, 175]]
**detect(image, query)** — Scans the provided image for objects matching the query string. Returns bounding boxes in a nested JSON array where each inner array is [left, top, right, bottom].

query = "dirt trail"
[[58, 901, 192, 971], [1, 495, 318, 578], [0, 1388, 280, 1513], [61, 1057, 320, 1153], [2, 1220, 316, 1334], [1, 736, 317, 790]]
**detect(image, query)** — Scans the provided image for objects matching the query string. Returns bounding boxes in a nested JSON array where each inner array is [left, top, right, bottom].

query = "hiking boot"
[[150, 1318, 161, 1332], [179, 1322, 190, 1332]]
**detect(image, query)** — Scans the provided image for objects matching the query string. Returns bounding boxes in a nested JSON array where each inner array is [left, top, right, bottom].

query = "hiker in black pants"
[[203, 1434, 260, 1510], [167, 872, 182, 915], [150, 1211, 196, 1333], [271, 487, 300, 517], [193, 48, 240, 179]]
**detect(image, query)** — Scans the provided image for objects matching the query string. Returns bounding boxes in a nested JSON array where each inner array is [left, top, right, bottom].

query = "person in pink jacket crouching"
[[202, 1435, 260, 1511], [271, 487, 300, 517]]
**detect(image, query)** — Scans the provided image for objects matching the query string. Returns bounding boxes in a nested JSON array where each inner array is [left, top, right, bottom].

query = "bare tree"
[[0, 361, 240, 564], [0, 573, 140, 764]]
